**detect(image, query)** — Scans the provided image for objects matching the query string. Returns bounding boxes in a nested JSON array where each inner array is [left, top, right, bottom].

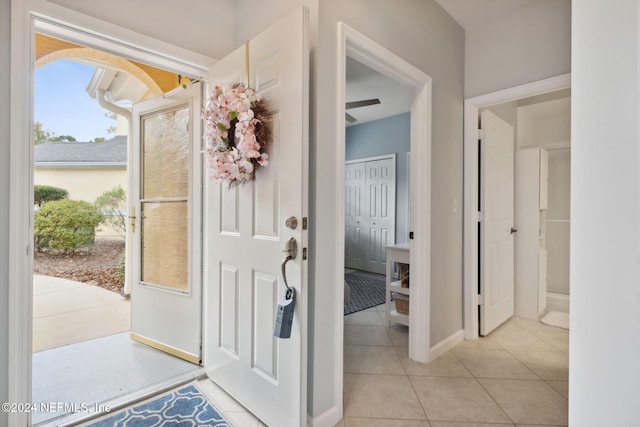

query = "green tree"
[[49, 135, 77, 142], [34, 121, 52, 145], [34, 199, 104, 253], [94, 185, 127, 238], [34, 185, 69, 207], [93, 137, 106, 142]]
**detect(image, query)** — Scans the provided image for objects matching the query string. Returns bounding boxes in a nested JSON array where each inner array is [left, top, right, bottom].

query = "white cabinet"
[[515, 148, 548, 319], [385, 243, 410, 326]]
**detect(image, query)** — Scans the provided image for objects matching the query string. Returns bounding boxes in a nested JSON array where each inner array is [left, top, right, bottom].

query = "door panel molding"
[[204, 8, 308, 427]]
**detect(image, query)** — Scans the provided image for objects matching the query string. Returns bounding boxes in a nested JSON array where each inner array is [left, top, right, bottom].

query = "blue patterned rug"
[[85, 383, 232, 427], [344, 270, 386, 315]]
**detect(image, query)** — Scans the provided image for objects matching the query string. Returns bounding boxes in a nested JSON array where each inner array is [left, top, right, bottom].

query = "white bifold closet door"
[[345, 155, 396, 274]]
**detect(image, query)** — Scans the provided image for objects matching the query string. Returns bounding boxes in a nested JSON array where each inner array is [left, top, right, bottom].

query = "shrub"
[[34, 185, 68, 207], [116, 249, 126, 284], [95, 185, 127, 238], [34, 199, 104, 253]]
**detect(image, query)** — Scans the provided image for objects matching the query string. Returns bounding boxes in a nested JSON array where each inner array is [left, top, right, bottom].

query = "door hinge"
[[302, 217, 308, 230], [478, 294, 485, 306], [302, 247, 307, 260], [129, 206, 136, 233], [478, 129, 485, 140], [409, 231, 414, 240], [476, 211, 484, 222]]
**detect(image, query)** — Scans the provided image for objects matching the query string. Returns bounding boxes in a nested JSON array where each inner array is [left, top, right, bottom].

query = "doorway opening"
[[342, 53, 413, 401], [463, 74, 572, 339], [335, 22, 432, 423], [24, 19, 208, 427]]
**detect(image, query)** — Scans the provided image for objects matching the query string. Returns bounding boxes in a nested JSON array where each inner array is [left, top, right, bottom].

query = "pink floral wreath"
[[204, 82, 270, 186]]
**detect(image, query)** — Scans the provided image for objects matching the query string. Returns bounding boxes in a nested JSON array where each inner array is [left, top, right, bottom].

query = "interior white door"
[[345, 162, 366, 270], [204, 8, 308, 427], [130, 82, 203, 364], [480, 109, 515, 336], [363, 157, 396, 274]]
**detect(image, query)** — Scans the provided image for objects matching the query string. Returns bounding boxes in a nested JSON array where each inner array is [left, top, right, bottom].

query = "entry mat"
[[344, 270, 386, 315], [84, 383, 232, 427]]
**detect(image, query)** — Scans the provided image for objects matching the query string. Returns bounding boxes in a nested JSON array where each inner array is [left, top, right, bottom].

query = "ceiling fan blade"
[[345, 98, 381, 110], [345, 112, 357, 123]]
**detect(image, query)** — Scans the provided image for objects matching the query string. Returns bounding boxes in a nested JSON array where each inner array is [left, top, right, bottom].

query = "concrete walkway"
[[33, 275, 130, 352]]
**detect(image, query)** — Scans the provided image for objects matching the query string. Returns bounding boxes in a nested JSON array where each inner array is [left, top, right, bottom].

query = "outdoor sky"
[[35, 59, 116, 142]]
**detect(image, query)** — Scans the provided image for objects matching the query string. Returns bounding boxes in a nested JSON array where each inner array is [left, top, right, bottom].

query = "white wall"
[[571, 0, 640, 424], [0, 0, 9, 424], [517, 103, 571, 149], [47, 0, 236, 59], [465, 0, 571, 98], [488, 101, 517, 129]]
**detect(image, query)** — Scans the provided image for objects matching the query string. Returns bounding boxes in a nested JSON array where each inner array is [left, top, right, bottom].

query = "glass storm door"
[[130, 82, 203, 364]]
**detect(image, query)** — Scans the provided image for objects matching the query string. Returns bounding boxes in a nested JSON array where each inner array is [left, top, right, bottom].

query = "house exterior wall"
[[571, 0, 640, 424], [34, 167, 126, 202], [0, 0, 10, 424], [34, 166, 126, 238], [465, 0, 571, 98]]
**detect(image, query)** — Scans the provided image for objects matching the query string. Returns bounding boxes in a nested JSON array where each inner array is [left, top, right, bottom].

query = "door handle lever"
[[281, 237, 297, 297], [510, 227, 518, 234]]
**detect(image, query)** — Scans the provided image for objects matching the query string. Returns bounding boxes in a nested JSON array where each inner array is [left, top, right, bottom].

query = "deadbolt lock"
[[285, 216, 298, 230]]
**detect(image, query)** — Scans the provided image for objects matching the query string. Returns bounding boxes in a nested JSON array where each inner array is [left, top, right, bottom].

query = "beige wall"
[[465, 0, 571, 98], [34, 166, 127, 238]]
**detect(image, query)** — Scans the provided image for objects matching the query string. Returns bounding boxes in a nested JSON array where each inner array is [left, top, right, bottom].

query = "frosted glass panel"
[[141, 201, 188, 291], [142, 106, 190, 199]]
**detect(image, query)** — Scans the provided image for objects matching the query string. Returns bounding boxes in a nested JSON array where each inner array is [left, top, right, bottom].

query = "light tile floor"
[[337, 306, 569, 427]]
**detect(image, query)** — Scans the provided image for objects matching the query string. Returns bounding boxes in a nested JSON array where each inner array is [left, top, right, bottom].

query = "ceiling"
[[345, 57, 412, 127], [435, 0, 532, 30]]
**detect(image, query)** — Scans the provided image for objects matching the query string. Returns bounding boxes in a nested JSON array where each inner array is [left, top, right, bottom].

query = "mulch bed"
[[33, 239, 125, 294]]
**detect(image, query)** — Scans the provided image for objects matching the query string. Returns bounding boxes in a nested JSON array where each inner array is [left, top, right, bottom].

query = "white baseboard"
[[546, 292, 570, 313], [308, 405, 341, 427], [429, 329, 464, 361]]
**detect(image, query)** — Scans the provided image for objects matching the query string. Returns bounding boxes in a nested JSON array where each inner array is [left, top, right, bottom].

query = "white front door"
[[480, 109, 515, 336], [130, 83, 203, 364], [204, 8, 308, 427], [363, 157, 396, 274], [345, 162, 366, 270]]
